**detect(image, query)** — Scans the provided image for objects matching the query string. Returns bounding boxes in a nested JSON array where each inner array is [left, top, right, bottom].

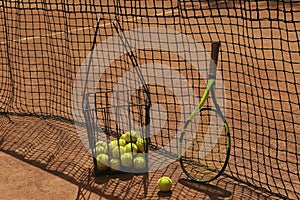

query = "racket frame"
[[178, 41, 231, 183]]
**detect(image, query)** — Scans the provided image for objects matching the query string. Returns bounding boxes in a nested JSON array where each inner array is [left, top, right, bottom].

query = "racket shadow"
[[178, 178, 231, 199]]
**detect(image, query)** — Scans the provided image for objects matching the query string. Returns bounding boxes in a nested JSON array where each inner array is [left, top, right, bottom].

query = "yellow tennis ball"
[[118, 138, 127, 147], [125, 143, 138, 155], [95, 145, 107, 156], [96, 154, 109, 171], [110, 139, 119, 146], [120, 152, 133, 168], [123, 130, 139, 143], [110, 158, 121, 172], [133, 156, 146, 170], [120, 133, 127, 141], [111, 146, 126, 158], [157, 176, 172, 192], [136, 137, 146, 152], [96, 141, 107, 148], [108, 142, 118, 155], [135, 153, 146, 159]]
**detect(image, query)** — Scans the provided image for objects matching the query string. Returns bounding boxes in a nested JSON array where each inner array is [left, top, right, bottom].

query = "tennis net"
[[1, 0, 299, 199]]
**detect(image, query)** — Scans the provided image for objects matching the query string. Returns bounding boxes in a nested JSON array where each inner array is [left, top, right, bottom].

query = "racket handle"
[[209, 41, 221, 79]]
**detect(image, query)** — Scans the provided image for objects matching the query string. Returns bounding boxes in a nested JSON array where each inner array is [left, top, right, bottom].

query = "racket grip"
[[209, 41, 221, 79]]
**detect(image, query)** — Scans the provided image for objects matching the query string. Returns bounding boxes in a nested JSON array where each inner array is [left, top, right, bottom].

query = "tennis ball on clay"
[[120, 152, 133, 168], [95, 145, 107, 156], [123, 130, 139, 143], [157, 176, 172, 192], [111, 146, 126, 158], [136, 137, 146, 152], [96, 153, 109, 171], [110, 158, 121, 172], [125, 143, 138, 155], [133, 156, 146, 170]]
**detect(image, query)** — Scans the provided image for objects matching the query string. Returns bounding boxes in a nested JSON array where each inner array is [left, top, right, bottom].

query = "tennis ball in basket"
[[123, 130, 139, 143], [120, 152, 133, 168], [125, 143, 138, 155], [157, 176, 172, 192], [118, 138, 127, 147], [96, 154, 109, 171], [110, 158, 121, 172], [133, 156, 146, 170], [136, 137, 146, 152], [95, 145, 107, 156], [110, 139, 119, 146], [120, 133, 127, 140], [96, 141, 107, 148], [108, 141, 118, 154], [111, 146, 126, 158], [135, 153, 146, 159]]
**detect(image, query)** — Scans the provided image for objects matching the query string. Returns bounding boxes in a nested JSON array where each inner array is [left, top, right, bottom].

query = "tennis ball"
[[123, 130, 139, 143], [118, 138, 127, 147], [110, 139, 119, 146], [96, 141, 107, 148], [135, 153, 146, 159], [133, 156, 146, 170], [120, 152, 133, 168], [96, 153, 109, 171], [95, 145, 107, 156], [108, 141, 118, 155], [110, 158, 121, 172], [111, 146, 126, 158], [120, 133, 127, 141], [125, 143, 138, 155], [136, 137, 146, 152], [157, 176, 172, 192], [112, 139, 126, 146]]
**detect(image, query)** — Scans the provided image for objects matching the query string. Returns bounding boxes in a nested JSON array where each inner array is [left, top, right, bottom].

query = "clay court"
[[1, 0, 300, 199]]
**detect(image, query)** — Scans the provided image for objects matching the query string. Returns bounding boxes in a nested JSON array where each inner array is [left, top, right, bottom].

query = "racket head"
[[179, 107, 230, 183]]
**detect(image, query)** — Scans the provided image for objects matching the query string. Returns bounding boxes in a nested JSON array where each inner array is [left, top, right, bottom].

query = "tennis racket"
[[178, 42, 231, 183]]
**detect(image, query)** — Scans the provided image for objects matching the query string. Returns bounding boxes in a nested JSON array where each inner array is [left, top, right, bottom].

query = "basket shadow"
[[0, 114, 149, 200], [76, 168, 149, 200]]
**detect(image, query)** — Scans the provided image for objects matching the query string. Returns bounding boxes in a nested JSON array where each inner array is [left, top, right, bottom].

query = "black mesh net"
[[1, 1, 300, 199]]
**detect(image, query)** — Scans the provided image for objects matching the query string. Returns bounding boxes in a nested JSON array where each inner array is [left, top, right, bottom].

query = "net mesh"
[[1, 0, 300, 199]]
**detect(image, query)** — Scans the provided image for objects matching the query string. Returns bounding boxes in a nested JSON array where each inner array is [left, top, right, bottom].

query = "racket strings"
[[181, 108, 229, 181]]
